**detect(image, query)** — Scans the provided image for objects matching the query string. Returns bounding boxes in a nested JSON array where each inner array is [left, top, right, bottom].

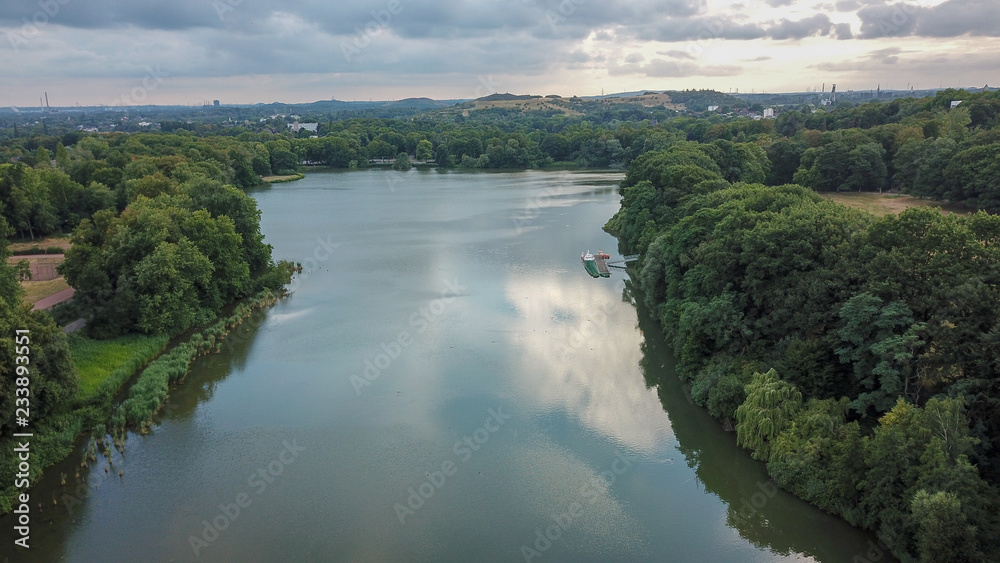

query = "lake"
[[3, 168, 888, 562]]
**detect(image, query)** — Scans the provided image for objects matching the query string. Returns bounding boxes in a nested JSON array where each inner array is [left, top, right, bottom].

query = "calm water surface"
[[4, 169, 887, 562]]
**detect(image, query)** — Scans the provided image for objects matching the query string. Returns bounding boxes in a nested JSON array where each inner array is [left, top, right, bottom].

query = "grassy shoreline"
[[261, 173, 305, 183]]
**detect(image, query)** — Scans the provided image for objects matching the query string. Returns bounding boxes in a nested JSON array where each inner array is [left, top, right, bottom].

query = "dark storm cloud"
[[857, 0, 1000, 39]]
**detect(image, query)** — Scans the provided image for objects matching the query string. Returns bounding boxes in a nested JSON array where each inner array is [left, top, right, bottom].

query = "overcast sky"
[[1, 0, 997, 106]]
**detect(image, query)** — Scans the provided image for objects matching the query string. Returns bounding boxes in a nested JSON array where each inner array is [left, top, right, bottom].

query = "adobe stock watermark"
[[350, 277, 466, 395], [212, 0, 243, 21], [870, 2, 921, 37], [519, 451, 633, 561], [108, 66, 168, 107], [393, 406, 512, 525], [383, 170, 405, 192], [188, 439, 306, 557], [545, 0, 587, 31], [474, 75, 502, 99], [286, 234, 341, 292], [851, 528, 900, 563], [340, 0, 404, 62], [511, 184, 562, 234], [668, 0, 760, 75], [58, 445, 122, 516], [555, 301, 614, 362], [730, 479, 778, 524], [4, 0, 70, 54]]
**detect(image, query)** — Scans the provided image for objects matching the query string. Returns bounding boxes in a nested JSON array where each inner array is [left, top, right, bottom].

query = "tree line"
[[605, 106, 1000, 560]]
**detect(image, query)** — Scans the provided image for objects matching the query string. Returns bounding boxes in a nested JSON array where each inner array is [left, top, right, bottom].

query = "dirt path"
[[33, 287, 75, 311], [62, 318, 86, 333]]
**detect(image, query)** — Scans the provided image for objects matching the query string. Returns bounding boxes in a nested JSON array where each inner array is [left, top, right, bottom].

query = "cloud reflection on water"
[[504, 273, 675, 456]]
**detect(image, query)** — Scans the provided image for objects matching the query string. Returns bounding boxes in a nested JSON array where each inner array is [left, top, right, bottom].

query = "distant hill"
[[384, 97, 456, 109], [581, 90, 653, 99], [254, 99, 384, 112], [662, 90, 747, 111], [437, 90, 696, 117], [476, 93, 544, 102]]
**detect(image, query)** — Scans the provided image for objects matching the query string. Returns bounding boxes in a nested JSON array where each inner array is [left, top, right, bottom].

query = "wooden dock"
[[594, 254, 610, 277]]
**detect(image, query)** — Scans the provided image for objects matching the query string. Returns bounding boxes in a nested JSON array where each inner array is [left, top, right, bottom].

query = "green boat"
[[582, 251, 600, 278]]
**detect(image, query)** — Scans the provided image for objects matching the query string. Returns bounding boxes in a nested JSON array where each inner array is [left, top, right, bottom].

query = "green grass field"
[[261, 173, 305, 183], [822, 192, 970, 216], [68, 333, 170, 401], [22, 277, 70, 304]]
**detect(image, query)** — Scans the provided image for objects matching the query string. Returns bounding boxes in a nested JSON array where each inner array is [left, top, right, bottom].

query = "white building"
[[763, 108, 775, 119], [951, 100, 963, 108], [288, 122, 319, 133]]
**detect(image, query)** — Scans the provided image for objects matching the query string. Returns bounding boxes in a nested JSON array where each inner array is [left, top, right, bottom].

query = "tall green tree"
[[735, 369, 802, 461], [835, 293, 924, 414]]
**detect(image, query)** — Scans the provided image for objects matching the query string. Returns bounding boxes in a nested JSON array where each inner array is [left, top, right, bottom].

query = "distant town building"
[[707, 105, 719, 112], [288, 121, 319, 133], [763, 108, 775, 119], [951, 100, 963, 108]]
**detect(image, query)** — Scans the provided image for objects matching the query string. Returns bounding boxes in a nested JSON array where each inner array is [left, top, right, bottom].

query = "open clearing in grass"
[[822, 192, 971, 216], [69, 333, 170, 401], [9, 236, 72, 253], [262, 173, 304, 183], [21, 277, 69, 305]]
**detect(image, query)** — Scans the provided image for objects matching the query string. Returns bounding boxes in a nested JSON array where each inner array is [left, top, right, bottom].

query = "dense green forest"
[[606, 88, 1000, 562]]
